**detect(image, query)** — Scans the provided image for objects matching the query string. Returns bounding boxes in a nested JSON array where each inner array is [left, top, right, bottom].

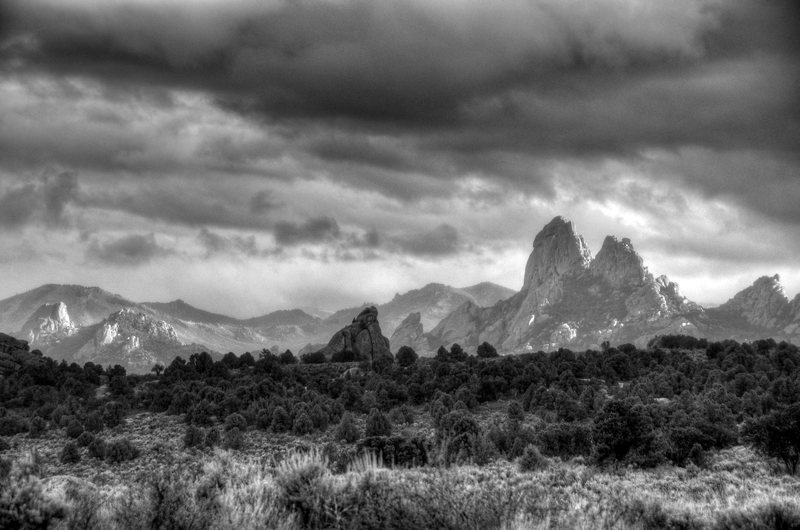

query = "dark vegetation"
[[0, 335, 799, 471], [0, 334, 800, 527]]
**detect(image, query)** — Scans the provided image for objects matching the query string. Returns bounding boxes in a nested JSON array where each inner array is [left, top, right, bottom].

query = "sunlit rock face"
[[21, 302, 77, 346], [71, 308, 183, 371], [716, 275, 792, 330], [422, 216, 710, 354], [318, 306, 392, 362]]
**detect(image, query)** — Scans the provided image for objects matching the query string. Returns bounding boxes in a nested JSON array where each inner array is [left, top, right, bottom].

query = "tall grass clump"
[[0, 452, 66, 528], [273, 449, 331, 527]]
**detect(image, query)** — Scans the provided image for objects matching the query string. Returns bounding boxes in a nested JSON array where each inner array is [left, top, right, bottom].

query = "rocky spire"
[[20, 301, 77, 345], [718, 274, 792, 329], [522, 216, 592, 292], [389, 312, 428, 353], [590, 235, 647, 289]]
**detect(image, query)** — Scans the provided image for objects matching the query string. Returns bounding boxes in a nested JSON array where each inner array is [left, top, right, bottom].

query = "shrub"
[[50, 406, 69, 426], [518, 445, 548, 472], [0, 438, 9, 452], [292, 412, 314, 436], [279, 350, 298, 364], [538, 422, 594, 459], [28, 417, 47, 438], [59, 442, 81, 464], [274, 450, 331, 527], [358, 435, 428, 467], [454, 387, 478, 409], [0, 456, 66, 528], [224, 413, 247, 432], [508, 401, 525, 423], [310, 404, 329, 431], [476, 342, 499, 358], [223, 427, 244, 450], [0, 414, 27, 436], [187, 400, 213, 426], [76, 431, 95, 448], [713, 502, 800, 530], [84, 411, 104, 432], [271, 406, 292, 433], [204, 427, 221, 448], [335, 412, 360, 443], [396, 346, 418, 367], [88, 437, 107, 459], [742, 403, 800, 474], [688, 443, 706, 468], [105, 438, 140, 464], [436, 410, 482, 464], [388, 405, 415, 425], [65, 420, 84, 439], [102, 401, 129, 428], [184, 425, 205, 449], [365, 408, 392, 437], [301, 351, 327, 364]]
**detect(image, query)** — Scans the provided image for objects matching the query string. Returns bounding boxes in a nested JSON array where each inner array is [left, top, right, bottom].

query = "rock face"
[[20, 302, 77, 346], [62, 308, 186, 372], [715, 275, 792, 330], [318, 306, 392, 362], [389, 312, 429, 353], [0, 333, 44, 376], [426, 216, 702, 353]]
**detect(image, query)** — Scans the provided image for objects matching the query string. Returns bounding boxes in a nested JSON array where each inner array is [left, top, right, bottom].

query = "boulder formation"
[[318, 306, 392, 363], [21, 301, 77, 346], [0, 333, 44, 376]]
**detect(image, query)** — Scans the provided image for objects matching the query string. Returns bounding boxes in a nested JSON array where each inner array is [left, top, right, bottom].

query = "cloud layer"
[[0, 0, 798, 315]]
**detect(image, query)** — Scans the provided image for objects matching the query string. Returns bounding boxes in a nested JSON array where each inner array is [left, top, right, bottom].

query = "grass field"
[[3, 404, 799, 529]]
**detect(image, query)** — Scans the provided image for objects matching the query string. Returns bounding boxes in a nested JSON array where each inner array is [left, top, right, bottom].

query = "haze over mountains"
[[2, 216, 798, 372], [0, 278, 513, 372]]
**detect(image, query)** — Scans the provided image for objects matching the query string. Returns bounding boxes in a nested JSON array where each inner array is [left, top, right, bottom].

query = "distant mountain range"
[[0, 280, 514, 372], [2, 216, 797, 371]]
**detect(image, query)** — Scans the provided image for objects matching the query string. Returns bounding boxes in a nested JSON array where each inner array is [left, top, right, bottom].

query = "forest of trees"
[[1, 335, 799, 473]]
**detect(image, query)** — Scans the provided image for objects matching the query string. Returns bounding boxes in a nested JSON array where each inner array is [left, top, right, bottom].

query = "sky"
[[0, 0, 798, 318]]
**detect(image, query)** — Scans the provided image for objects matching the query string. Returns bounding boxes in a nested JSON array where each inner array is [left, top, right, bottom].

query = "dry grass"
[[3, 409, 800, 529]]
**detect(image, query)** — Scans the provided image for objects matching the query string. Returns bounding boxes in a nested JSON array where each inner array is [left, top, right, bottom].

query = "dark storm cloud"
[[85, 233, 172, 265], [85, 183, 275, 230], [274, 217, 341, 246], [3, 0, 796, 155], [0, 172, 78, 228]]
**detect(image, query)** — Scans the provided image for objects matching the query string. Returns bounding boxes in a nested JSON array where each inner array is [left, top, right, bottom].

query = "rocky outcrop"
[[389, 312, 429, 353], [521, 216, 592, 297], [591, 236, 646, 289], [716, 275, 792, 330], [318, 306, 392, 363], [59, 308, 185, 372], [422, 216, 708, 354], [20, 301, 77, 346], [785, 294, 800, 340], [0, 333, 44, 376]]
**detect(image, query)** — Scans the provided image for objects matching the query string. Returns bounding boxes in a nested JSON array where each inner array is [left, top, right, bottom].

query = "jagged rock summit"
[[318, 306, 392, 362], [715, 275, 792, 330], [20, 301, 77, 346], [426, 216, 699, 353], [389, 312, 428, 353]]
